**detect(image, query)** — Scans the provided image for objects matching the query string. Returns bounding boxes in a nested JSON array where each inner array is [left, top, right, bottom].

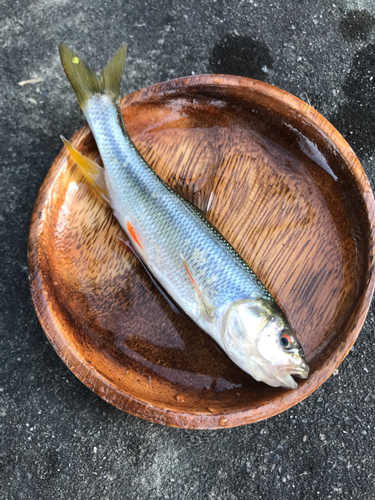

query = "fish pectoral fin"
[[181, 254, 215, 322], [61, 136, 110, 205]]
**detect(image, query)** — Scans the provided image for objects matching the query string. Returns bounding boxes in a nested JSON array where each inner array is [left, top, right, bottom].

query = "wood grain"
[[28, 75, 375, 429]]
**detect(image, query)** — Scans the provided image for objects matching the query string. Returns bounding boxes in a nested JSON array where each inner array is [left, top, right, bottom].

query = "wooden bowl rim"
[[28, 74, 375, 429]]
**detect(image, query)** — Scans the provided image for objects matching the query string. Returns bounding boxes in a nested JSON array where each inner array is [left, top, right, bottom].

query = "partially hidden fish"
[[59, 43, 309, 389]]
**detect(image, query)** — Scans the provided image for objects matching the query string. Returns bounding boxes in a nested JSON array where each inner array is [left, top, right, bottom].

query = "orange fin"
[[126, 220, 143, 250], [181, 254, 215, 322], [61, 136, 110, 205]]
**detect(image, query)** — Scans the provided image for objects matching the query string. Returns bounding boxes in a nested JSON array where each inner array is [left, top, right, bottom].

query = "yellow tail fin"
[[59, 43, 127, 109]]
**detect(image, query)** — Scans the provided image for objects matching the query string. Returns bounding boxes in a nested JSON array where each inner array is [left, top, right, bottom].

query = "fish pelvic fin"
[[61, 136, 110, 205], [59, 42, 127, 109], [125, 219, 144, 251]]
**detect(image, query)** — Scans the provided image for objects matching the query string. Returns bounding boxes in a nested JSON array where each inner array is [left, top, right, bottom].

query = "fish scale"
[[58, 42, 309, 388], [85, 93, 269, 336]]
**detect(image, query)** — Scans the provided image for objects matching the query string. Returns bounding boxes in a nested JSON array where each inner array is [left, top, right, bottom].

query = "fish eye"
[[280, 333, 293, 349]]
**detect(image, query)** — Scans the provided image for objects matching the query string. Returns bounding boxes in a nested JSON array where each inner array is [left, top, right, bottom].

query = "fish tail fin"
[[58, 42, 127, 109]]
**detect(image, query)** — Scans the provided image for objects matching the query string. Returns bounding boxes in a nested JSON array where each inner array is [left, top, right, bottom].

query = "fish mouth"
[[274, 373, 298, 390], [249, 362, 301, 390], [293, 366, 310, 379], [293, 358, 310, 379], [233, 353, 310, 390], [275, 362, 310, 388], [255, 360, 310, 390]]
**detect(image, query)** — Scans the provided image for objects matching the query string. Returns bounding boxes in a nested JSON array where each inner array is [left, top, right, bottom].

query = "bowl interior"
[[29, 76, 374, 428]]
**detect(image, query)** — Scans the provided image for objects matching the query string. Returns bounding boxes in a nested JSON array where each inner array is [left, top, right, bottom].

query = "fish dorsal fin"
[[61, 136, 110, 205], [181, 254, 215, 322]]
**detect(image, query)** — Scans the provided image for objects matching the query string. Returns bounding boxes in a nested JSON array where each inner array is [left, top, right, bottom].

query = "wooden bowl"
[[28, 75, 375, 429]]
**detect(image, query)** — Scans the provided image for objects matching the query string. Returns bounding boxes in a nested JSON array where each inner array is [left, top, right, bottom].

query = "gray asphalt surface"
[[1, 0, 375, 499]]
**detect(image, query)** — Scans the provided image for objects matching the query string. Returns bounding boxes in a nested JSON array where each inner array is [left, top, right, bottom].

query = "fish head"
[[221, 299, 309, 389]]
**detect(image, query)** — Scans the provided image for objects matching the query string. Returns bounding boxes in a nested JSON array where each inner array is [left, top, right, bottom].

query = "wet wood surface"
[[28, 75, 375, 429]]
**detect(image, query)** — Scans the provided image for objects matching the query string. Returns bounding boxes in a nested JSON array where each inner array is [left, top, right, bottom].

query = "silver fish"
[[59, 43, 309, 389]]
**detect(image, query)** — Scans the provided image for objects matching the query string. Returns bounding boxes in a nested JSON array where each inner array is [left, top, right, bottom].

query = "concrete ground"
[[1, 0, 375, 498]]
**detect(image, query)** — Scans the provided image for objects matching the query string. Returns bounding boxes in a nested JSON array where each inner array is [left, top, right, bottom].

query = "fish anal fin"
[[181, 254, 215, 322], [61, 136, 110, 205], [116, 236, 183, 317]]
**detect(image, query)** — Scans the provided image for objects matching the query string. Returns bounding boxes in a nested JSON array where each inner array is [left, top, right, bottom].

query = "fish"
[[58, 43, 310, 389]]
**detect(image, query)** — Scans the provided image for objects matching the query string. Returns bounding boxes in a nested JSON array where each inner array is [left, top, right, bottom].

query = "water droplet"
[[175, 394, 185, 403], [148, 376, 152, 386], [219, 416, 227, 427]]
